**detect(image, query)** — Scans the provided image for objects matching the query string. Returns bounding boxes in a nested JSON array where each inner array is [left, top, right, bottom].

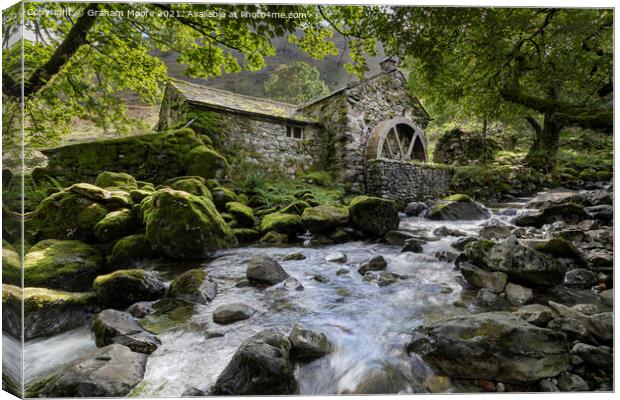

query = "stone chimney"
[[380, 56, 398, 72]]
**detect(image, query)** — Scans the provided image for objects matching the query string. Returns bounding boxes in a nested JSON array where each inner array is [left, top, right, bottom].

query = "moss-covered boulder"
[[138, 298, 194, 335], [162, 176, 212, 199], [17, 240, 104, 291], [232, 228, 261, 244], [533, 238, 586, 265], [129, 189, 153, 204], [3, 285, 98, 339], [26, 188, 109, 243], [2, 242, 21, 282], [260, 212, 303, 236], [107, 234, 155, 268], [348, 196, 399, 237], [95, 171, 138, 191], [141, 188, 236, 258], [211, 186, 237, 210], [426, 194, 491, 221], [69, 183, 132, 210], [93, 209, 138, 243], [301, 205, 349, 234], [460, 236, 566, 287], [225, 202, 255, 228], [259, 231, 290, 245], [408, 312, 569, 383], [184, 146, 229, 180], [93, 269, 165, 309], [168, 269, 217, 305], [513, 203, 590, 228]]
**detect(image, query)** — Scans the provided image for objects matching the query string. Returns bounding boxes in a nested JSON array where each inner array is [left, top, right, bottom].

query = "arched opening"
[[366, 118, 428, 162]]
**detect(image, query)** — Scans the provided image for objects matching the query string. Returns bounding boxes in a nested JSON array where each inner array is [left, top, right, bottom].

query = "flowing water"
[[17, 195, 581, 395]]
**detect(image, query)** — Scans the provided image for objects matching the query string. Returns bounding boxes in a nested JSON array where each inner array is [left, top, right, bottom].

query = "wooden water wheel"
[[366, 118, 428, 162]]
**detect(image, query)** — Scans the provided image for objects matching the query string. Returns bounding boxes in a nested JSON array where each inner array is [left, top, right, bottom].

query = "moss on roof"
[[170, 79, 318, 123]]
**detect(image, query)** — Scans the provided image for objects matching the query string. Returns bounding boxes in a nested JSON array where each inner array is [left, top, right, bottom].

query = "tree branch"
[[524, 116, 542, 136], [3, 3, 101, 99]]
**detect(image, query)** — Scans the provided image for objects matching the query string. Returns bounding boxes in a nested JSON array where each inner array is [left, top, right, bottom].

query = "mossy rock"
[[93, 269, 165, 309], [94, 209, 138, 243], [69, 183, 133, 210], [19, 240, 104, 291], [136, 181, 155, 191], [534, 238, 585, 265], [3, 284, 98, 339], [211, 186, 237, 210], [162, 176, 212, 199], [513, 203, 590, 228], [168, 269, 217, 305], [141, 188, 237, 258], [260, 212, 303, 235], [107, 234, 155, 268], [426, 198, 491, 221], [184, 145, 230, 180], [301, 205, 350, 234], [255, 206, 279, 217], [233, 228, 261, 244], [95, 171, 138, 191], [139, 298, 195, 335], [293, 190, 312, 199], [442, 194, 473, 203], [259, 231, 290, 245], [2, 244, 21, 283], [280, 200, 310, 215], [26, 188, 109, 243], [226, 202, 255, 228], [129, 189, 153, 204], [348, 196, 399, 237]]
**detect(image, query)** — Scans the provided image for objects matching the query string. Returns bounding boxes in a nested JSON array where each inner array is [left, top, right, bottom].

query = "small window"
[[286, 125, 303, 140]]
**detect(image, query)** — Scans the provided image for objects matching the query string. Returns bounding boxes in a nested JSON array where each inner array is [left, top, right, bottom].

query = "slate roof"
[[169, 79, 317, 123]]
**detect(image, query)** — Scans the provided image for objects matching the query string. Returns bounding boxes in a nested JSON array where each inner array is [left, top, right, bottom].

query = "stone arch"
[[366, 118, 428, 162]]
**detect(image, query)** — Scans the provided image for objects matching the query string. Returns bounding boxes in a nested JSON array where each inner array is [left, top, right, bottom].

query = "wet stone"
[[213, 303, 257, 325], [358, 255, 387, 274], [325, 252, 347, 263], [282, 252, 306, 261], [283, 277, 304, 291]]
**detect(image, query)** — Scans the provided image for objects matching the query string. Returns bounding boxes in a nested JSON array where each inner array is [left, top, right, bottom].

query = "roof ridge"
[[170, 78, 298, 109]]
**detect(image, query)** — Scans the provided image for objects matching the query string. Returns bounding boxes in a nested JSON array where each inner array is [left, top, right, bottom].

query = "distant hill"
[[155, 32, 386, 99]]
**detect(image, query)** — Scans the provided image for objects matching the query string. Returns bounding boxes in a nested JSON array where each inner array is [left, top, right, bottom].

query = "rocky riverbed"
[[3, 176, 613, 396]]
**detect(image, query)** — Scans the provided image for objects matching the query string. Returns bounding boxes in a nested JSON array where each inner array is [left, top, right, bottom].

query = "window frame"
[[285, 124, 304, 140]]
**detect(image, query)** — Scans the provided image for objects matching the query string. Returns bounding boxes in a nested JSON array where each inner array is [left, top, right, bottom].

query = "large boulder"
[[226, 202, 255, 228], [30, 344, 147, 397], [18, 240, 104, 291], [460, 237, 566, 287], [26, 186, 110, 242], [348, 196, 399, 237], [260, 212, 303, 236], [163, 176, 212, 199], [513, 203, 589, 228], [459, 262, 507, 293], [2, 242, 21, 283], [168, 269, 217, 305], [426, 194, 491, 221], [107, 234, 155, 268], [408, 312, 570, 383], [141, 188, 236, 258], [301, 205, 349, 234], [93, 269, 165, 309], [184, 145, 229, 180], [95, 171, 138, 191], [3, 285, 97, 340], [92, 309, 160, 354], [93, 209, 137, 243], [525, 190, 584, 209], [246, 254, 289, 285], [210, 329, 297, 395]]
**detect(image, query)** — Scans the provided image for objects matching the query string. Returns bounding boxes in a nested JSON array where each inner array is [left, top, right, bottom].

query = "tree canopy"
[[264, 61, 330, 104]]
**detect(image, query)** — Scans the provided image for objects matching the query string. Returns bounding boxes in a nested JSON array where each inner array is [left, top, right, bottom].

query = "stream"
[[11, 193, 604, 395]]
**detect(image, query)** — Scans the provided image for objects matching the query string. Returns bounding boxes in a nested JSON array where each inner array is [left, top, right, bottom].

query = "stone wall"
[[301, 69, 430, 192], [366, 159, 453, 203], [214, 112, 323, 178]]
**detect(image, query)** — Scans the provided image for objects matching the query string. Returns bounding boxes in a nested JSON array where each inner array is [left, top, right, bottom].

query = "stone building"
[[158, 58, 440, 194]]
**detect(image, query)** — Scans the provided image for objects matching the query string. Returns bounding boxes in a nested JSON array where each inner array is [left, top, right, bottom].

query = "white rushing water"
[[21, 200, 533, 396]]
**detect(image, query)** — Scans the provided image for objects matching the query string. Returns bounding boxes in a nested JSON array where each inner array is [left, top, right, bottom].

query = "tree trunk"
[[525, 112, 562, 172]]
